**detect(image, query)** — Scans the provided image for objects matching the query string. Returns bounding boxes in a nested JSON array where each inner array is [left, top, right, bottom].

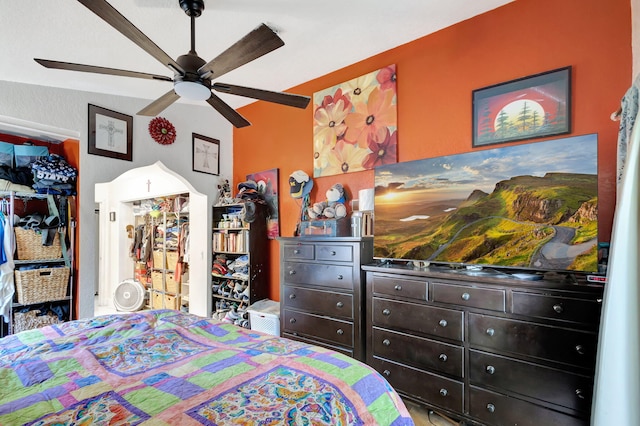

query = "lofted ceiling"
[[0, 0, 513, 116]]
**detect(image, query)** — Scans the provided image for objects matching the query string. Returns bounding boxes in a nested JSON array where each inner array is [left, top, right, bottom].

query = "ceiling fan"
[[34, 0, 311, 128]]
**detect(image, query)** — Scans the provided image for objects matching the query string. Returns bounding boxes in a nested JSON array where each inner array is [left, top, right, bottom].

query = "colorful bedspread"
[[0, 310, 413, 425]]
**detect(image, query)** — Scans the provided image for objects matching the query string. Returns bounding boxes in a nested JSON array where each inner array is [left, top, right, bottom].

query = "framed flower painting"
[[313, 65, 398, 177]]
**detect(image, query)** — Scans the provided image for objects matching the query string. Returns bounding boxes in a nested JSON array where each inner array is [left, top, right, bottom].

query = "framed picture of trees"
[[472, 66, 571, 147]]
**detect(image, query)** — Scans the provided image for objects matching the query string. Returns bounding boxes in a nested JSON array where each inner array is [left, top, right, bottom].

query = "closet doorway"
[[94, 161, 209, 317]]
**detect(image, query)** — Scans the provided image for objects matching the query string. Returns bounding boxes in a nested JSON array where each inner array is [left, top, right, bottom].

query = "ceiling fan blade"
[[206, 93, 251, 128], [34, 59, 173, 82], [213, 83, 310, 109], [76, 0, 185, 75], [198, 23, 284, 80], [138, 90, 180, 116]]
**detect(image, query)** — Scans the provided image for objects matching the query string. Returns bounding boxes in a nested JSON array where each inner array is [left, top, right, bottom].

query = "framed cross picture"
[[192, 133, 220, 175], [88, 104, 133, 161]]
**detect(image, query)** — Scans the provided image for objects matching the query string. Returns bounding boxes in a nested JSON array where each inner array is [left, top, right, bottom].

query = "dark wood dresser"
[[362, 263, 603, 426], [279, 237, 373, 361]]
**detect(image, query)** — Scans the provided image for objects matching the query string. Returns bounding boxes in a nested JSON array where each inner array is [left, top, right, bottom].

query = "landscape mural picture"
[[374, 134, 598, 272]]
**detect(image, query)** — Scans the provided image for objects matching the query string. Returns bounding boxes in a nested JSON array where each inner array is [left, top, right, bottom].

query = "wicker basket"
[[151, 291, 179, 310], [14, 227, 62, 260], [151, 271, 179, 293], [14, 267, 70, 305], [13, 310, 62, 333]]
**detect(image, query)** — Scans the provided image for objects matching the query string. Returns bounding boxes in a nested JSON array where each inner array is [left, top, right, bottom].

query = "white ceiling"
[[0, 0, 513, 113]]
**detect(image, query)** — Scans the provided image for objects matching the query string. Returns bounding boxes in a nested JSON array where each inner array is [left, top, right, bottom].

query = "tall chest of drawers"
[[363, 264, 603, 426], [279, 237, 373, 361]]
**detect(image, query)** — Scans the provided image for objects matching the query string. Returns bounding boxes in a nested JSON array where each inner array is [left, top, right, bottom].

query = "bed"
[[0, 309, 414, 425]]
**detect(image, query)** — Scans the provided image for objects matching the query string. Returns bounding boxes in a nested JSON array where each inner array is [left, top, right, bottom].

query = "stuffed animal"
[[308, 183, 347, 220]]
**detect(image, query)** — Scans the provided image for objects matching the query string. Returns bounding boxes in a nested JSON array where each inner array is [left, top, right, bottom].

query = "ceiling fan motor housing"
[[179, 0, 205, 17], [175, 52, 209, 85]]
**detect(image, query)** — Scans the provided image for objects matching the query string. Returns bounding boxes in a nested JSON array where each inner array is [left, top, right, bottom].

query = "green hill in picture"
[[374, 172, 598, 272]]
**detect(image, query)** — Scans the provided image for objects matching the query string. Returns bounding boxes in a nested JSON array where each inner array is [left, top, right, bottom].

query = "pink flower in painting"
[[362, 127, 397, 169], [344, 87, 397, 149], [324, 140, 370, 175], [318, 88, 352, 112], [313, 98, 350, 148], [377, 65, 397, 93]]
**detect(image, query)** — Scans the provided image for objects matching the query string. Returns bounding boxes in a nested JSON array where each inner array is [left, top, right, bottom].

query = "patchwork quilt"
[[0, 310, 414, 425]]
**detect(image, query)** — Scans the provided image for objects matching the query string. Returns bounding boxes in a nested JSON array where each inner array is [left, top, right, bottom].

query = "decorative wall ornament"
[[313, 65, 397, 177], [148, 117, 177, 145]]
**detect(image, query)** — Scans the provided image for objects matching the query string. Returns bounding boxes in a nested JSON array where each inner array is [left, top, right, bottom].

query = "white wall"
[[0, 80, 234, 318]]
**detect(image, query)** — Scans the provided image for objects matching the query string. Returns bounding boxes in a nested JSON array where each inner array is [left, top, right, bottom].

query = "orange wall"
[[233, 0, 632, 301]]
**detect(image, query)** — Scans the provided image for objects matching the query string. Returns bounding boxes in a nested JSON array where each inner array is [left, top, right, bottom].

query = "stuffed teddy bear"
[[308, 183, 347, 220]]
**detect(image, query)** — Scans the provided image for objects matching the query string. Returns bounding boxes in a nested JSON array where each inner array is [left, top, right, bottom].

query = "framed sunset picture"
[[472, 66, 571, 147]]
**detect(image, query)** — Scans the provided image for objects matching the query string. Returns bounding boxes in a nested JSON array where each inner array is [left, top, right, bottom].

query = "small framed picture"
[[472, 66, 571, 147], [88, 104, 133, 161], [192, 133, 220, 175]]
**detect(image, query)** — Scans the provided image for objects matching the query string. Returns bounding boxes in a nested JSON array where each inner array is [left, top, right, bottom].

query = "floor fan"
[[113, 279, 147, 312]]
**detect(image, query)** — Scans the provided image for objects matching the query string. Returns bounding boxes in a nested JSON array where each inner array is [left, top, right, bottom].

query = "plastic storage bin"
[[247, 299, 280, 336]]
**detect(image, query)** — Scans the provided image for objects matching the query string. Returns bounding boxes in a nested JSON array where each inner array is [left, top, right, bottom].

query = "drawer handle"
[[486, 403, 495, 413], [461, 292, 470, 301], [337, 274, 344, 280], [439, 353, 448, 362], [331, 250, 337, 256], [486, 365, 496, 375], [293, 249, 300, 254], [289, 318, 296, 324], [383, 339, 391, 346], [383, 309, 391, 316], [383, 369, 391, 377], [289, 294, 296, 299], [575, 344, 585, 355], [575, 388, 585, 399], [553, 304, 564, 314], [394, 284, 402, 291], [439, 319, 448, 327], [336, 329, 344, 335], [486, 328, 495, 336], [336, 301, 344, 308], [289, 270, 296, 275], [439, 388, 448, 397]]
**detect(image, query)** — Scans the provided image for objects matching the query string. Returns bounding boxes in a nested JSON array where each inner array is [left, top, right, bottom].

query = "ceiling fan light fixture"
[[174, 80, 210, 101]]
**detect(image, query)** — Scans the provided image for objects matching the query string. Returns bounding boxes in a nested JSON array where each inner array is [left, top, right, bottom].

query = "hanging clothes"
[[616, 74, 640, 192], [0, 212, 15, 323], [591, 81, 640, 424]]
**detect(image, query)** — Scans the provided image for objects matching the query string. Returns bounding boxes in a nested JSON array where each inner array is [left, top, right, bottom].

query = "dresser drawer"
[[372, 298, 463, 341], [316, 244, 353, 262], [372, 274, 427, 301], [469, 313, 597, 369], [469, 386, 586, 426], [282, 309, 353, 347], [433, 282, 505, 312], [282, 243, 314, 260], [283, 262, 353, 289], [469, 350, 593, 412], [372, 327, 463, 377], [370, 357, 463, 413], [282, 285, 353, 320], [512, 292, 602, 325], [282, 332, 354, 358]]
